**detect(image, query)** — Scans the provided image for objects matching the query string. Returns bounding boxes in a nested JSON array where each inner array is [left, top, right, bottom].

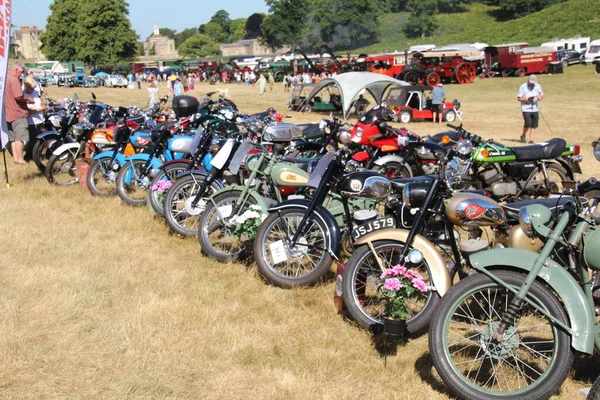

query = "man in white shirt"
[[517, 74, 543, 143]]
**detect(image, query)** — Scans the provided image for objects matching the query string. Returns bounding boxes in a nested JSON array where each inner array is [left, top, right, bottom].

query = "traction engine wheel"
[[454, 62, 476, 84], [426, 72, 441, 87], [403, 71, 419, 85], [501, 69, 513, 78], [515, 68, 526, 77]]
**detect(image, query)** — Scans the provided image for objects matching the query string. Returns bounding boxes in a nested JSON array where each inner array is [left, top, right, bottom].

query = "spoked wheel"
[[342, 240, 439, 333], [253, 208, 333, 288], [429, 270, 573, 400], [148, 162, 190, 216], [426, 72, 441, 87], [454, 62, 476, 84], [46, 151, 79, 186], [515, 68, 526, 77], [198, 190, 257, 262], [115, 159, 152, 206], [533, 163, 570, 195], [32, 137, 60, 173], [403, 71, 419, 85], [163, 174, 221, 237], [87, 158, 119, 197], [376, 161, 411, 179]]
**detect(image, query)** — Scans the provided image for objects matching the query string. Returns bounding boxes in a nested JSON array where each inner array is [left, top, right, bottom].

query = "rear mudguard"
[[268, 199, 341, 259], [175, 170, 226, 189], [553, 156, 577, 179], [470, 248, 595, 354], [93, 151, 127, 167], [160, 159, 192, 170], [353, 228, 450, 296], [211, 185, 271, 215], [52, 142, 81, 156], [373, 155, 414, 177]]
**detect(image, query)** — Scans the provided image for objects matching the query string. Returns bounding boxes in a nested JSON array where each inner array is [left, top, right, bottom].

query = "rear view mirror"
[[92, 92, 96, 100]]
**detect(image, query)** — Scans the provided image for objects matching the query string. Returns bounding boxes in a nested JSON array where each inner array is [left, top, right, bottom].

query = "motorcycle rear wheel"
[[32, 136, 59, 173], [253, 208, 333, 288], [87, 158, 118, 197], [148, 162, 190, 217], [533, 163, 569, 195], [116, 159, 152, 206], [429, 270, 573, 400]]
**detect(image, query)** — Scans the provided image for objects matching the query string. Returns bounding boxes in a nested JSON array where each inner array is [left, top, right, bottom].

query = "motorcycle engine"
[[479, 165, 503, 186], [421, 162, 438, 175]]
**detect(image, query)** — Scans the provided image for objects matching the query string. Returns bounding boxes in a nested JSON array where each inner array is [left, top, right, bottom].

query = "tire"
[[562, 60, 569, 69], [46, 150, 79, 186], [198, 190, 257, 262], [87, 158, 119, 197], [588, 374, 600, 400], [342, 240, 440, 333], [533, 162, 570, 195], [375, 161, 411, 179], [398, 110, 412, 124], [115, 159, 153, 206], [253, 207, 334, 288], [32, 136, 59, 173], [148, 162, 189, 217], [429, 270, 573, 400], [443, 110, 457, 123], [163, 174, 221, 237], [515, 68, 526, 77]]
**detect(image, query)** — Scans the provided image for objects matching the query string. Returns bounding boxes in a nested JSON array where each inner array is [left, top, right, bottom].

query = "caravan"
[[541, 36, 590, 52], [584, 39, 600, 65]]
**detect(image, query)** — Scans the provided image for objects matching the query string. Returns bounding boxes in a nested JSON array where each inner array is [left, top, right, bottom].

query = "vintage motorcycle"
[[428, 178, 600, 400]]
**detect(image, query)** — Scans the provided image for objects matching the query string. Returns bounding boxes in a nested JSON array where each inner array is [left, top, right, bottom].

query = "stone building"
[[13, 26, 46, 60], [143, 25, 179, 58], [220, 39, 278, 57]]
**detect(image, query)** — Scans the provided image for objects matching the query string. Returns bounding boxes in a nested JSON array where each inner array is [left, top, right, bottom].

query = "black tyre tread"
[[429, 270, 574, 400], [253, 208, 333, 288], [587, 375, 600, 400], [115, 160, 148, 206], [87, 159, 117, 197], [45, 151, 78, 185], [342, 240, 439, 333]]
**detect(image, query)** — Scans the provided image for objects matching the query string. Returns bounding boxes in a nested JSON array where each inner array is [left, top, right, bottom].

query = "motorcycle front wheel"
[[429, 270, 573, 400], [253, 208, 333, 288], [32, 136, 59, 173], [198, 190, 257, 262], [46, 150, 78, 186], [342, 240, 440, 334], [115, 159, 152, 206], [87, 158, 118, 197], [163, 174, 221, 237], [148, 162, 190, 217]]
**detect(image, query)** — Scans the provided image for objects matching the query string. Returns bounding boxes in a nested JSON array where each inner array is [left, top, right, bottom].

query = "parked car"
[[84, 77, 99, 87], [45, 74, 57, 85], [57, 73, 75, 87], [584, 39, 600, 65], [557, 49, 583, 67], [106, 74, 127, 88], [384, 85, 462, 123]]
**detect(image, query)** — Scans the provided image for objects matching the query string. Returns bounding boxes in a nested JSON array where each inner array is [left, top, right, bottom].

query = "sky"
[[12, 0, 270, 40]]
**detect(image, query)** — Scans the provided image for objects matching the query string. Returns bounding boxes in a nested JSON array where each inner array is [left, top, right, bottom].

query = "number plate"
[[351, 216, 395, 241]]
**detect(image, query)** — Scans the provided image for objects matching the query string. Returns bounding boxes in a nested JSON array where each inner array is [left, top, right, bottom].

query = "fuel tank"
[[444, 192, 505, 227], [271, 162, 310, 187]]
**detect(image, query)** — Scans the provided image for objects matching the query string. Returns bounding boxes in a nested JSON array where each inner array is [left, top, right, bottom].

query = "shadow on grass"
[[414, 352, 454, 397]]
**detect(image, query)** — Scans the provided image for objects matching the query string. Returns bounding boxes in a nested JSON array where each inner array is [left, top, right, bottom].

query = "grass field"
[[1, 64, 599, 399]]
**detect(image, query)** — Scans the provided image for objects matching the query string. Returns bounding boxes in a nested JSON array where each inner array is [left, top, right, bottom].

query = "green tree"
[[229, 18, 247, 42], [498, 0, 566, 19], [158, 28, 175, 38], [404, 0, 439, 38], [260, 0, 309, 49], [199, 21, 229, 43], [39, 0, 81, 61], [179, 33, 221, 58], [438, 0, 471, 13], [210, 9, 232, 28], [244, 13, 264, 39], [149, 44, 156, 56], [174, 28, 198, 48], [76, 0, 138, 65]]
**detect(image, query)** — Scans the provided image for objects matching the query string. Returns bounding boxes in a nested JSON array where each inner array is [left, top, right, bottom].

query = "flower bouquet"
[[378, 265, 428, 339], [149, 179, 173, 214], [227, 204, 266, 240]]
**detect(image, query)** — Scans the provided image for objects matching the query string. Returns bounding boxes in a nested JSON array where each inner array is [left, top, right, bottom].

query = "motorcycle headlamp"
[[593, 141, 600, 162], [339, 129, 351, 145], [355, 127, 363, 139], [456, 139, 473, 156], [519, 205, 552, 238], [519, 207, 533, 238]]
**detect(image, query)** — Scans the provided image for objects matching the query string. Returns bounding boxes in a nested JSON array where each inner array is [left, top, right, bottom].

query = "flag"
[[0, 0, 11, 149]]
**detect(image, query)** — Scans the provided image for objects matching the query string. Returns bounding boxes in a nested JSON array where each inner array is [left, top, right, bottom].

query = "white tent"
[[305, 72, 409, 120]]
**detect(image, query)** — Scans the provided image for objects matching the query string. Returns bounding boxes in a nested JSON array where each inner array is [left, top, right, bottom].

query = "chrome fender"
[[353, 228, 450, 296], [52, 142, 80, 156], [269, 199, 341, 259], [372, 155, 413, 177], [470, 248, 595, 354]]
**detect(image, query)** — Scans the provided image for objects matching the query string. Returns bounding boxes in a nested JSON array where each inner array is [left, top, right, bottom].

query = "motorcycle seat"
[[508, 138, 566, 162], [389, 175, 435, 191], [502, 195, 587, 222], [281, 155, 323, 165]]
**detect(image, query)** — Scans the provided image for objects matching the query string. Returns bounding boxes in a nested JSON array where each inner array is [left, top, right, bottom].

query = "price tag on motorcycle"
[[211, 138, 234, 170], [269, 240, 288, 265], [307, 154, 335, 189], [217, 204, 233, 219]]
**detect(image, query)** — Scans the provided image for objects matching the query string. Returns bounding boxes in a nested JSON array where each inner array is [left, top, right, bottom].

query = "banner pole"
[[1, 1, 12, 187], [0, 133, 8, 187]]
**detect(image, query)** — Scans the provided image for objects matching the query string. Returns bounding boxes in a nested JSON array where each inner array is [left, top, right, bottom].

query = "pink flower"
[[380, 269, 396, 279], [404, 269, 423, 280], [392, 265, 407, 276], [383, 278, 402, 291], [412, 277, 427, 292]]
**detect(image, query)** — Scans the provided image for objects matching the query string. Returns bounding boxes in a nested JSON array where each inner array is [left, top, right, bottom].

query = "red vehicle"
[[383, 85, 462, 123], [361, 53, 408, 78], [484, 43, 557, 77], [401, 51, 480, 86]]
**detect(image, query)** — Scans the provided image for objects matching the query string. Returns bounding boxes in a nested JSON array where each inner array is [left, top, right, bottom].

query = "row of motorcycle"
[[32, 92, 600, 399]]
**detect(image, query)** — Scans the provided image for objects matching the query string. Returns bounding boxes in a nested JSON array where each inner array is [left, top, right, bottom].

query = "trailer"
[[484, 43, 558, 77]]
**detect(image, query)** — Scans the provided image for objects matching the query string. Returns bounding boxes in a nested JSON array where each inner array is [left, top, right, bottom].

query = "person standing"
[[268, 72, 275, 92], [147, 80, 159, 109], [4, 64, 34, 164], [181, 74, 189, 93], [431, 83, 446, 124], [517, 74, 543, 143], [23, 77, 46, 162], [257, 73, 267, 97], [173, 78, 183, 96]]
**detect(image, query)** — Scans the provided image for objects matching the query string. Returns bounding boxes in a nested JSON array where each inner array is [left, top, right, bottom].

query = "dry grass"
[[1, 65, 599, 399]]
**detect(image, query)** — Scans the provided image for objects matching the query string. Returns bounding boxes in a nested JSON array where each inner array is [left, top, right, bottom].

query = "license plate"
[[351, 216, 395, 241]]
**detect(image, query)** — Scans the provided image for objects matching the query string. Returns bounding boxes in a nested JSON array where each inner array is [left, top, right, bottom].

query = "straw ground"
[[0, 65, 599, 399]]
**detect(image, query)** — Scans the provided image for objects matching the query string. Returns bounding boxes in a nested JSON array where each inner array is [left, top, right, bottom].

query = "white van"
[[584, 39, 600, 65]]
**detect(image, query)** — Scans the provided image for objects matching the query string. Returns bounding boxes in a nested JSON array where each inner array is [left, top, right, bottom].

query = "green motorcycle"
[[428, 178, 600, 400]]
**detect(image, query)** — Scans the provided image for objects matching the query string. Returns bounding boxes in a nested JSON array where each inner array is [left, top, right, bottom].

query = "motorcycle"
[[428, 178, 600, 400]]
